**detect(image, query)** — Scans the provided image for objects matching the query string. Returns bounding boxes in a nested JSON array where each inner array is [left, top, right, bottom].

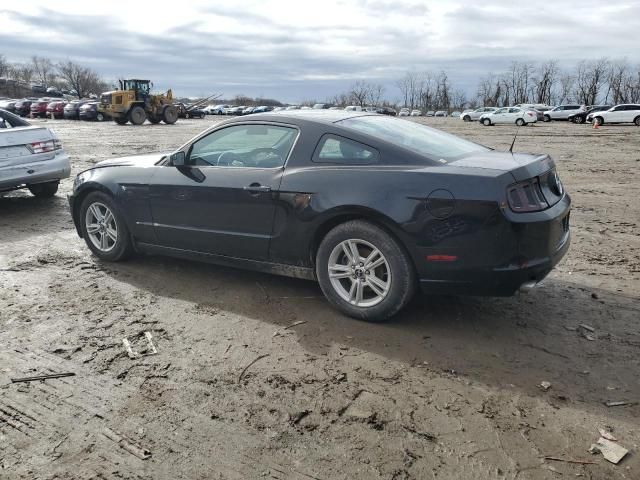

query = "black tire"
[[463, 115, 471, 122], [162, 106, 178, 124], [79, 191, 132, 262], [482, 118, 491, 126], [96, 112, 105, 122], [148, 116, 161, 124], [315, 220, 416, 322], [543, 114, 551, 122], [574, 116, 585, 124], [516, 118, 525, 126], [28, 181, 59, 198], [114, 117, 128, 125], [634, 116, 640, 126], [129, 106, 146, 125], [594, 116, 604, 126]]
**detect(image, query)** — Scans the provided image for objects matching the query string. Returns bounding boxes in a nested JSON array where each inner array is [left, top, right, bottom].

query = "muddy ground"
[[1, 116, 638, 479]]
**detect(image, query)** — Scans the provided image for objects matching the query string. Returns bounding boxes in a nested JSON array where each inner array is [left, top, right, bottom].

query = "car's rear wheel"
[[543, 114, 551, 122], [28, 181, 59, 198], [316, 220, 416, 322], [634, 116, 640, 126], [481, 118, 491, 126], [96, 112, 105, 122], [463, 115, 471, 122], [576, 116, 585, 124], [516, 118, 525, 126], [80, 192, 132, 261]]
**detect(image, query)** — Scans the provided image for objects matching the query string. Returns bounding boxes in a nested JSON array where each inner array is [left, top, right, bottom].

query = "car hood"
[[449, 151, 555, 181], [94, 152, 169, 169]]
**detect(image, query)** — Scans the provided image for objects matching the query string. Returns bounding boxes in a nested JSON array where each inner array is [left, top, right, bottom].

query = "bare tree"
[[532, 60, 558, 105], [452, 89, 468, 110], [556, 74, 575, 104], [434, 71, 451, 110], [57, 60, 106, 98], [367, 83, 385, 106], [349, 80, 370, 107], [31, 56, 55, 87], [574, 58, 609, 105], [0, 54, 8, 79]]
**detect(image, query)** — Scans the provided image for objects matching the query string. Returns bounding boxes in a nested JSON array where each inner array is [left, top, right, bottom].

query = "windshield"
[[337, 115, 490, 162]]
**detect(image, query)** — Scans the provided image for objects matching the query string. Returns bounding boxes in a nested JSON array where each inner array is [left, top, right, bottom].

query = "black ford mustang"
[[69, 111, 570, 321]]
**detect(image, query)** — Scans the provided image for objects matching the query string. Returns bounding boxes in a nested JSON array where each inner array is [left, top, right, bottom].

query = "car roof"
[[239, 109, 373, 126]]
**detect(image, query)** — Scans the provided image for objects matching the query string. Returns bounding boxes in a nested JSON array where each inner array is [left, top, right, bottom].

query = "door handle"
[[243, 183, 271, 193]]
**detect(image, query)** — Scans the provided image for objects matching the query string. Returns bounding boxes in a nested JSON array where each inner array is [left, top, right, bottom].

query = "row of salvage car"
[[460, 103, 640, 126], [0, 98, 106, 121]]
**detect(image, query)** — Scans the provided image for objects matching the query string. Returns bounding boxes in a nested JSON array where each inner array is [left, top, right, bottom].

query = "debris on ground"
[[122, 331, 158, 359], [237, 354, 269, 384], [11, 372, 76, 383], [578, 324, 595, 332], [543, 456, 597, 465], [589, 437, 629, 464], [273, 320, 308, 337], [605, 401, 634, 407], [598, 428, 618, 441], [103, 427, 151, 460], [539, 381, 552, 391]]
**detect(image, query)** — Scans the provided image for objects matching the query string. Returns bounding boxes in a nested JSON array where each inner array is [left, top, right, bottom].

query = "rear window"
[[336, 115, 489, 162], [314, 135, 378, 165]]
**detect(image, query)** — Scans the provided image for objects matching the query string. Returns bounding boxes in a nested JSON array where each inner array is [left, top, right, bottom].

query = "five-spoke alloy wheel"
[[79, 191, 132, 261], [317, 220, 415, 322]]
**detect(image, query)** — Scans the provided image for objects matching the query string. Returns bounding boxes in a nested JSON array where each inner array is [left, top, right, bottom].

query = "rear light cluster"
[[507, 178, 549, 212], [27, 139, 62, 154]]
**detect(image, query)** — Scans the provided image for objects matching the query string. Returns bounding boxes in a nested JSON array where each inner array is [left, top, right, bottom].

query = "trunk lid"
[[448, 151, 556, 181], [0, 126, 55, 166]]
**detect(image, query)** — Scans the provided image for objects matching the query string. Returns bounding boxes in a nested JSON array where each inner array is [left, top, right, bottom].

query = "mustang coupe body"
[[69, 111, 570, 321]]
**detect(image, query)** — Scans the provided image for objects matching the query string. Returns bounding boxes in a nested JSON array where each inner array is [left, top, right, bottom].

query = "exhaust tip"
[[519, 281, 538, 293]]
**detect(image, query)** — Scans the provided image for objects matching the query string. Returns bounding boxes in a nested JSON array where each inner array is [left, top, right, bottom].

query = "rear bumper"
[[0, 151, 71, 191], [419, 229, 570, 295], [418, 195, 571, 296]]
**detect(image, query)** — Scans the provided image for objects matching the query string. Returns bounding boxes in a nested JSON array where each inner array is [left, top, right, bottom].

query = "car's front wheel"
[[79, 192, 132, 261], [481, 118, 491, 126], [28, 181, 59, 198], [316, 220, 416, 322], [543, 114, 551, 122], [634, 116, 640, 126], [574, 116, 585, 124], [463, 115, 471, 122]]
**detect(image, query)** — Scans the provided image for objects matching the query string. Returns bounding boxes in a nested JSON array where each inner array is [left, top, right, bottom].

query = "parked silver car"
[[0, 109, 70, 197], [543, 104, 585, 122], [460, 107, 497, 122]]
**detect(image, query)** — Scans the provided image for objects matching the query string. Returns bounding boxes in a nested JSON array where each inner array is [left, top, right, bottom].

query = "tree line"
[[0, 54, 107, 99], [327, 58, 640, 111]]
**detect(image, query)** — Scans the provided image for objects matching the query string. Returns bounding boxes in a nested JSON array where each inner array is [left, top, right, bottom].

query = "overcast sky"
[[1, 0, 638, 102]]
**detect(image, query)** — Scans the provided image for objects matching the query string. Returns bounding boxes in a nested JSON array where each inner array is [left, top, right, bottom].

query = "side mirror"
[[170, 151, 186, 166]]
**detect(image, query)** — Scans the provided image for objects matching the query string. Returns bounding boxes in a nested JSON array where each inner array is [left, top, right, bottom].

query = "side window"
[[313, 135, 378, 165], [188, 124, 297, 168], [509, 108, 520, 113]]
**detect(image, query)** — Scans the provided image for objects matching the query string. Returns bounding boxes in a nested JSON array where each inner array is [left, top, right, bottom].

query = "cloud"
[[0, 1, 638, 102]]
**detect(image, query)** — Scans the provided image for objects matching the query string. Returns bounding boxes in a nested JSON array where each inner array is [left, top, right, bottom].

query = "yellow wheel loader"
[[99, 79, 178, 125]]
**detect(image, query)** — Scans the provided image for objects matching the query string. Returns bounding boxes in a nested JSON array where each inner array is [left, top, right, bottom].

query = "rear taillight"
[[26, 139, 62, 154], [507, 178, 548, 212]]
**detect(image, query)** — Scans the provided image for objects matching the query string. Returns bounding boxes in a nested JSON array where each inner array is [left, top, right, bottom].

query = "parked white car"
[[344, 105, 364, 112], [590, 104, 640, 126], [479, 107, 537, 126], [461, 107, 498, 122], [204, 104, 229, 115], [398, 108, 410, 117], [0, 109, 70, 197], [543, 104, 585, 121], [410, 109, 422, 116]]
